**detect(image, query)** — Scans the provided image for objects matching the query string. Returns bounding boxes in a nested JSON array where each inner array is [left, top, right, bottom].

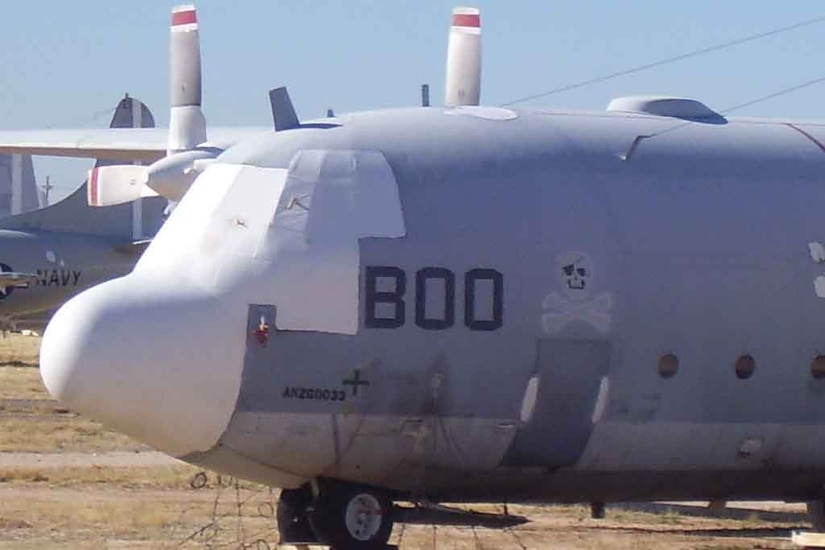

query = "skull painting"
[[543, 251, 611, 334], [557, 253, 592, 293]]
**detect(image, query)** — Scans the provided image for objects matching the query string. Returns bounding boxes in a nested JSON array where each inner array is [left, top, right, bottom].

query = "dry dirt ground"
[[0, 333, 816, 548]]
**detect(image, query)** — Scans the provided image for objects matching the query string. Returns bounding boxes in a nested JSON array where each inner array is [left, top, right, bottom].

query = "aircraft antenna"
[[501, 13, 825, 107], [620, 73, 825, 160], [41, 176, 53, 206]]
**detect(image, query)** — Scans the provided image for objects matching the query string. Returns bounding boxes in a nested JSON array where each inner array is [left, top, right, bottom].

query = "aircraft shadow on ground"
[[611, 502, 809, 537], [394, 505, 529, 528]]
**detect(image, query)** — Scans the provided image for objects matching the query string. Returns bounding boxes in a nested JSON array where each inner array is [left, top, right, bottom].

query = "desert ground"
[[0, 333, 815, 549]]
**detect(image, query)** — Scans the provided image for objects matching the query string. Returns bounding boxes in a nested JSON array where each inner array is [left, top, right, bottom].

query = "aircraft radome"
[[26, 3, 825, 549]]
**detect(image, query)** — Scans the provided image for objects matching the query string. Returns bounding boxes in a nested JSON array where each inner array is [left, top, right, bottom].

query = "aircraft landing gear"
[[306, 481, 394, 549], [277, 485, 318, 545], [808, 500, 825, 531]]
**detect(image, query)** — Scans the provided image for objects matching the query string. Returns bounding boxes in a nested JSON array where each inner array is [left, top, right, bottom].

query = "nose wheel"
[[277, 485, 317, 545], [306, 481, 394, 549]]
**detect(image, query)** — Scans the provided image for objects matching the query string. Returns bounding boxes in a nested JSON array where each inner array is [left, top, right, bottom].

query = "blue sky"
[[2, 1, 825, 198]]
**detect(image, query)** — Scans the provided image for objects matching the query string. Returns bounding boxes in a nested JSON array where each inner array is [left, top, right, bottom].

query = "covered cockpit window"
[[136, 151, 406, 335]]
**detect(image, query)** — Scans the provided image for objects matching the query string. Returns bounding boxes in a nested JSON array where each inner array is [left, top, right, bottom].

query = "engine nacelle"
[[88, 149, 220, 207], [145, 148, 219, 202]]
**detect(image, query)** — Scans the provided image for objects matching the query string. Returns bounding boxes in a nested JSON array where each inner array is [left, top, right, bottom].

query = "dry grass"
[[0, 415, 145, 453], [0, 482, 280, 549], [0, 366, 47, 400], [0, 464, 201, 488], [0, 333, 40, 368], [0, 496, 216, 548], [0, 342, 147, 453], [0, 493, 803, 550]]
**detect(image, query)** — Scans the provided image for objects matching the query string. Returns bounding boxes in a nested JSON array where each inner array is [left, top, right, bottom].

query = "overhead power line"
[[502, 13, 825, 107], [720, 73, 825, 116]]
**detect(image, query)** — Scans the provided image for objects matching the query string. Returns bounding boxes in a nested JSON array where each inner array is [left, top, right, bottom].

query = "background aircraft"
[[0, 4, 270, 331], [0, 95, 166, 331], [25, 3, 825, 550]]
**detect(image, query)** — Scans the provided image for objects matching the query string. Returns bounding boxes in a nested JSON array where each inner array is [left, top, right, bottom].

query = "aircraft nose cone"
[[40, 276, 245, 457]]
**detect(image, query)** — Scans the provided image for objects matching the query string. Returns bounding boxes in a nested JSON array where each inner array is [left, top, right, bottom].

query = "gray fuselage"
[[46, 105, 825, 505]]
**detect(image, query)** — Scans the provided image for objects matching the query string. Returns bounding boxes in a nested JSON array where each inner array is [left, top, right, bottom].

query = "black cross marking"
[[342, 369, 370, 397]]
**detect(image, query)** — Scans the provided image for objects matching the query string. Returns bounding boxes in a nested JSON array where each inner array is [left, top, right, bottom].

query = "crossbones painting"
[[542, 252, 613, 333]]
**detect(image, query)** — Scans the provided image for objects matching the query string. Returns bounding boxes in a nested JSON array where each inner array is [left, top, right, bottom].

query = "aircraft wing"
[[0, 272, 39, 289], [0, 127, 271, 163]]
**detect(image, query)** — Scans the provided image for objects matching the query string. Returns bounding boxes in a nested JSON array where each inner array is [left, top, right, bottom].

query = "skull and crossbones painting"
[[560, 255, 590, 291], [542, 252, 613, 334]]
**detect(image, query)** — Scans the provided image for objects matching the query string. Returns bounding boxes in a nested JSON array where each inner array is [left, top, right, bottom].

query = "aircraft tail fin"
[[0, 154, 43, 217], [0, 96, 166, 241]]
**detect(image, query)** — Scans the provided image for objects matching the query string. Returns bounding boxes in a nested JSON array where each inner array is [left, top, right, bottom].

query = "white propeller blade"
[[88, 5, 216, 207], [88, 165, 156, 207], [169, 4, 207, 153], [444, 7, 482, 107]]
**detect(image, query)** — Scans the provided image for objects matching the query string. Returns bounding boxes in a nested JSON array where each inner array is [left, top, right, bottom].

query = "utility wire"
[[720, 73, 825, 116], [501, 13, 825, 107]]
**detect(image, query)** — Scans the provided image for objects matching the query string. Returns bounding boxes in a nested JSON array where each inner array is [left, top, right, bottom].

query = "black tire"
[[308, 484, 394, 550], [809, 500, 825, 531], [277, 486, 317, 544]]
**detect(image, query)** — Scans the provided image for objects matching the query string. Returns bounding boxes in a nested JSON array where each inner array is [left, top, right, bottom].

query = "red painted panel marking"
[[452, 13, 480, 28], [172, 10, 197, 27], [89, 168, 99, 206]]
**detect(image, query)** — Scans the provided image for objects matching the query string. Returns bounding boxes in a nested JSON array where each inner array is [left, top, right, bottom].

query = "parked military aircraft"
[[30, 3, 825, 549], [0, 95, 166, 331]]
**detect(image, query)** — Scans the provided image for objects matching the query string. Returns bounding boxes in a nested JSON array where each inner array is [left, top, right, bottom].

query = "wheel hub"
[[345, 493, 383, 541]]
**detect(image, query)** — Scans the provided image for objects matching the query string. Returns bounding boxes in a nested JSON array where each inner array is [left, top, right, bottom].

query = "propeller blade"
[[169, 4, 207, 152], [444, 7, 482, 107], [90, 5, 220, 208], [88, 165, 154, 207]]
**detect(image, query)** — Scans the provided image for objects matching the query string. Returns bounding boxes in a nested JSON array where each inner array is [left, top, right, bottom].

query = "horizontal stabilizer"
[[88, 165, 156, 207], [0, 272, 39, 289]]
